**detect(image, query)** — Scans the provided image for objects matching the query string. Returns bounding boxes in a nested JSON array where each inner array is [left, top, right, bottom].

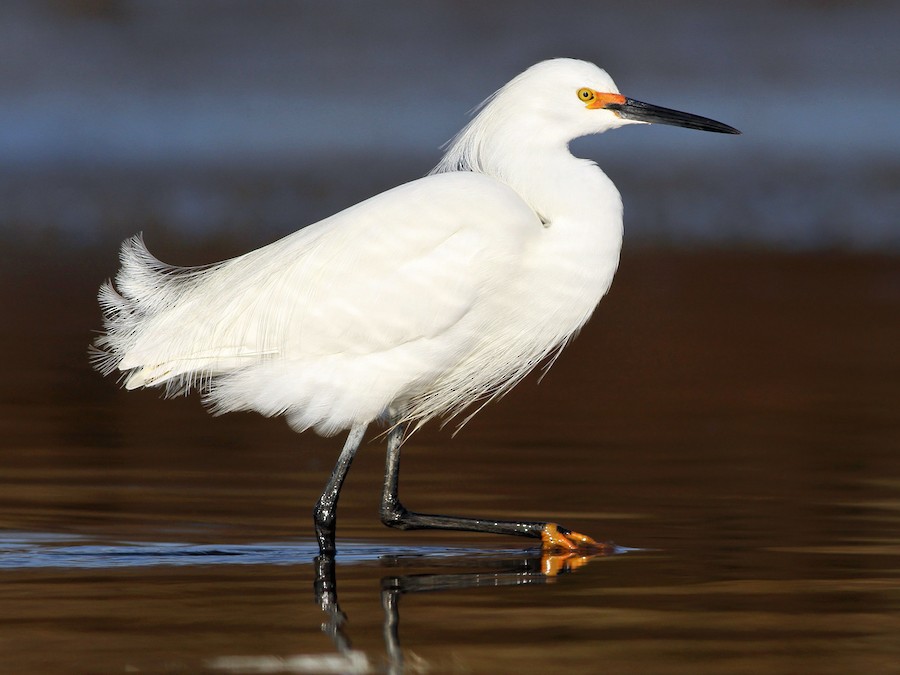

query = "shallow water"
[[1, 249, 899, 673]]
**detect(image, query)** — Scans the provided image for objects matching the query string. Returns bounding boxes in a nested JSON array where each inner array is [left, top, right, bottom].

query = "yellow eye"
[[577, 88, 595, 103]]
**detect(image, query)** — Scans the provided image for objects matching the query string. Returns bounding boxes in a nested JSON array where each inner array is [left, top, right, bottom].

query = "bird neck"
[[437, 128, 622, 234], [507, 145, 621, 227]]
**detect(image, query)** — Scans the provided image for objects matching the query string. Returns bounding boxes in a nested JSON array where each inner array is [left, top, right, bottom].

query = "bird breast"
[[399, 176, 625, 428]]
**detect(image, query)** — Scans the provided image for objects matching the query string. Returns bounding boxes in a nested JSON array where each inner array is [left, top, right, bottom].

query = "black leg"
[[379, 413, 599, 549], [314, 424, 367, 554]]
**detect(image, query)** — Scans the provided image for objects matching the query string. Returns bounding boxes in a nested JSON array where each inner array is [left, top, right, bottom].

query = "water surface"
[[1, 249, 898, 673]]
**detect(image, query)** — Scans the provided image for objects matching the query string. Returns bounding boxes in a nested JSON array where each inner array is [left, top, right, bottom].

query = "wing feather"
[[94, 172, 540, 406]]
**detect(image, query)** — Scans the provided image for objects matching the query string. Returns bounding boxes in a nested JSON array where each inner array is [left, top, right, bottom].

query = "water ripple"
[[0, 531, 632, 570]]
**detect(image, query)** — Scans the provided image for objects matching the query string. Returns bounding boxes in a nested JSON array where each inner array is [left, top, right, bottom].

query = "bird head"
[[505, 58, 740, 139], [433, 58, 738, 176]]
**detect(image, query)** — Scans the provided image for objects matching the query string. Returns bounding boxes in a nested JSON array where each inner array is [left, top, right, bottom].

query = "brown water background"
[[1, 245, 898, 673]]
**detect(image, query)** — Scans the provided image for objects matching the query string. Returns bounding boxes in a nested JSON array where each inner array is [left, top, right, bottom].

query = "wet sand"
[[1, 244, 898, 673]]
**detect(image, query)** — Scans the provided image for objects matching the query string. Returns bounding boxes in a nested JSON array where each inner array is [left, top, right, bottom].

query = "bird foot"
[[540, 523, 606, 552]]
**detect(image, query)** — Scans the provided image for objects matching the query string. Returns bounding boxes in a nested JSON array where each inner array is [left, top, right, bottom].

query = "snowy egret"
[[93, 58, 739, 554]]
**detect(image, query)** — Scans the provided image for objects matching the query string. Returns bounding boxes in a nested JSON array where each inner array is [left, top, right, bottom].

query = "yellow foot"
[[540, 523, 605, 552], [539, 524, 611, 577]]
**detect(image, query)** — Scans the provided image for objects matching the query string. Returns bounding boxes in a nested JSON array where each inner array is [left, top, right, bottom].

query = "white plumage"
[[93, 58, 737, 440], [94, 58, 740, 553]]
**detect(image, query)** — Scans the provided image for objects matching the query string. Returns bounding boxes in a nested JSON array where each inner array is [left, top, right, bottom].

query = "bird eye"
[[577, 88, 595, 103]]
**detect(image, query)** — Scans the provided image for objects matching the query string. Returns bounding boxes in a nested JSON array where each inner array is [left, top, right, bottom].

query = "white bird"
[[93, 58, 739, 555]]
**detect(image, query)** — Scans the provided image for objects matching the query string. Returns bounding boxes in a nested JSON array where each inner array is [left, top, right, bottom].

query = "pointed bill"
[[605, 97, 740, 134]]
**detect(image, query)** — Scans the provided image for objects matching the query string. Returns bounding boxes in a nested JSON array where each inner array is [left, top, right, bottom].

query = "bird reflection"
[[313, 548, 612, 674]]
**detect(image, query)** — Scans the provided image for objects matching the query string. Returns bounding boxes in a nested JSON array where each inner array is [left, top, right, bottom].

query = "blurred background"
[[1, 0, 898, 251], [1, 2, 899, 672]]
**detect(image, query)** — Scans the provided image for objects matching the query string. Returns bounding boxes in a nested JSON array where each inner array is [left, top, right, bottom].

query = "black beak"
[[606, 98, 740, 134]]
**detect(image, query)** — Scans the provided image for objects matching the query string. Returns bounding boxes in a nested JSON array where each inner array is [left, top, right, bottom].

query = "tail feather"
[[92, 234, 224, 394]]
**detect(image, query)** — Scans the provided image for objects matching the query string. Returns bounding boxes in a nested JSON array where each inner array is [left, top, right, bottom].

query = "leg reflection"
[[313, 548, 614, 673], [312, 554, 354, 657]]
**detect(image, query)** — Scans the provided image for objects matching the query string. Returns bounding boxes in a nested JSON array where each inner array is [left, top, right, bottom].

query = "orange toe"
[[564, 529, 601, 548], [541, 523, 605, 552], [541, 523, 579, 551]]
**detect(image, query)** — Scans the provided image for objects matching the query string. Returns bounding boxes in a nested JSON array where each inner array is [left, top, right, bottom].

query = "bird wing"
[[100, 172, 541, 391]]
